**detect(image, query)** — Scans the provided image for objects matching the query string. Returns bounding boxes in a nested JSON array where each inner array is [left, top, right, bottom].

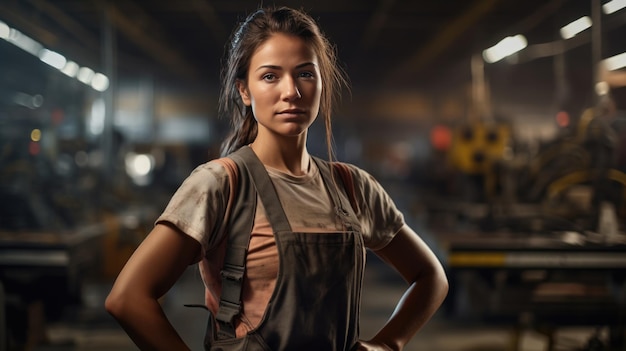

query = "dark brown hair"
[[218, 6, 348, 158]]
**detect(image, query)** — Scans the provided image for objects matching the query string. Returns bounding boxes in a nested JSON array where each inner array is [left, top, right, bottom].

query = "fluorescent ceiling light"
[[0, 20, 9, 39], [560, 16, 592, 39], [7, 29, 42, 56], [77, 67, 95, 84], [482, 34, 527, 63], [603, 52, 626, 71], [61, 61, 79, 77], [1, 21, 108, 92], [39, 49, 67, 69], [91, 73, 110, 92], [603, 0, 626, 14]]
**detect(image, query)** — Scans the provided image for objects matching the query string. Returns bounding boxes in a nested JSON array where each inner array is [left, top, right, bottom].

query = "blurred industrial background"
[[1, 0, 626, 350]]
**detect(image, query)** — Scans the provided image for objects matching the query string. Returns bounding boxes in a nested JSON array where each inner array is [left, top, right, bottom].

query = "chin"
[[279, 129, 308, 140], [280, 124, 310, 136]]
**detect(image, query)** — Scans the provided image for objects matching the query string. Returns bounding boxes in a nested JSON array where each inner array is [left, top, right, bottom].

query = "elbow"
[[431, 260, 449, 303], [437, 270, 450, 303], [104, 291, 119, 317], [105, 289, 128, 319], [105, 286, 159, 322], [417, 263, 449, 305]]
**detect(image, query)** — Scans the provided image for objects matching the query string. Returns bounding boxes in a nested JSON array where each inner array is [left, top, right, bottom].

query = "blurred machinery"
[[0, 23, 222, 348], [431, 106, 626, 350], [0, 113, 107, 349], [0, 112, 168, 350], [447, 120, 512, 202]]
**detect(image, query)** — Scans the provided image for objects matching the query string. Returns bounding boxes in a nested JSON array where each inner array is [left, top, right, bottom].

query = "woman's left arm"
[[356, 224, 449, 351]]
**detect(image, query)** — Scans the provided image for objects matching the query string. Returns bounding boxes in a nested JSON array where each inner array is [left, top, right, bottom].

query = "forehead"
[[249, 33, 319, 67]]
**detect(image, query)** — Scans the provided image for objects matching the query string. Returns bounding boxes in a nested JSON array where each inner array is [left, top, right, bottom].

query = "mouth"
[[278, 108, 306, 115]]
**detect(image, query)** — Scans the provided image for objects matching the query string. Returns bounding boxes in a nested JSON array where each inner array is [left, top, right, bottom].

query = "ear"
[[236, 80, 251, 106]]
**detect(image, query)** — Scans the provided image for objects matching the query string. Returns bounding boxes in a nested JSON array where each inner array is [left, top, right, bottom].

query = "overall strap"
[[214, 147, 257, 339], [313, 157, 360, 232], [231, 146, 292, 233], [331, 162, 358, 213], [214, 146, 292, 339]]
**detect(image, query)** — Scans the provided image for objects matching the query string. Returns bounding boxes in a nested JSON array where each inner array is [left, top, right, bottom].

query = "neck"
[[249, 135, 310, 176]]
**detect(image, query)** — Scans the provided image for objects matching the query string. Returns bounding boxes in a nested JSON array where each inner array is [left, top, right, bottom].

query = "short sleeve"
[[344, 164, 405, 250], [155, 160, 231, 259]]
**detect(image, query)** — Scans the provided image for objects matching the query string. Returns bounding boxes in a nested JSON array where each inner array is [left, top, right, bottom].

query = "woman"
[[106, 6, 448, 351]]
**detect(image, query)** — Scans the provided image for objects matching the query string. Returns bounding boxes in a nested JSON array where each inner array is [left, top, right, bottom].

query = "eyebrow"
[[254, 62, 317, 72]]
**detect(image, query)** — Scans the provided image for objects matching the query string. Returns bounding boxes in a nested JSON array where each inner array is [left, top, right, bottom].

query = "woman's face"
[[238, 33, 322, 139]]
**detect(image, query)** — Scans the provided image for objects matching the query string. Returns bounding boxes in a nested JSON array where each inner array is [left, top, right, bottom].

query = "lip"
[[278, 108, 306, 115]]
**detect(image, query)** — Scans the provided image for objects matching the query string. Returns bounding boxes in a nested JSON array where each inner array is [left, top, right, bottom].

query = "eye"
[[298, 71, 315, 79], [262, 73, 277, 82]]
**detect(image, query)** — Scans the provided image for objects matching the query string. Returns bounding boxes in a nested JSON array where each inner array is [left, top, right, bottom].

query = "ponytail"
[[220, 108, 257, 156]]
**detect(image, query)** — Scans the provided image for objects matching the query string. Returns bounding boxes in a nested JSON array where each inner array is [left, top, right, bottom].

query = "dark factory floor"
[[25, 255, 606, 351]]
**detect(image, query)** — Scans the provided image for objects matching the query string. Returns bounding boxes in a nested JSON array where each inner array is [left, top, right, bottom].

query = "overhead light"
[[560, 16, 592, 40], [482, 34, 528, 63], [603, 52, 626, 71], [0, 20, 9, 39], [2, 20, 109, 92], [61, 61, 79, 77], [77, 66, 95, 84], [603, 0, 626, 14], [39, 49, 67, 70], [91, 73, 110, 92], [7, 28, 42, 56]]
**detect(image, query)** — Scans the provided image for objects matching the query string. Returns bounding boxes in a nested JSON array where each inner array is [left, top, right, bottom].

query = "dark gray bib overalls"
[[205, 146, 365, 351]]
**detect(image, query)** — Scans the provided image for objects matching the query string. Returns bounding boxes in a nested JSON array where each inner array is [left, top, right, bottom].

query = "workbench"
[[439, 230, 626, 349], [0, 223, 106, 350]]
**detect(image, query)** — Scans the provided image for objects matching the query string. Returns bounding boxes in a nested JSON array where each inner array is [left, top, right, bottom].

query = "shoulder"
[[182, 159, 232, 186], [166, 159, 234, 205], [331, 161, 377, 186], [191, 159, 230, 176], [331, 161, 402, 213], [155, 159, 235, 253], [328, 160, 390, 207], [331, 161, 405, 250]]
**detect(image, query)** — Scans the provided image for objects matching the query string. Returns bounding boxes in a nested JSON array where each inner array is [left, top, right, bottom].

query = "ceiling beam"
[[360, 0, 396, 50], [510, 0, 567, 36], [26, 0, 99, 51], [387, 0, 499, 84], [0, 2, 59, 47], [101, 2, 201, 82], [190, 0, 228, 44]]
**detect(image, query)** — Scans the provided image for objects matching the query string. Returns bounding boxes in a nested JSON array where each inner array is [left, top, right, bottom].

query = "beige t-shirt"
[[156, 158, 405, 335]]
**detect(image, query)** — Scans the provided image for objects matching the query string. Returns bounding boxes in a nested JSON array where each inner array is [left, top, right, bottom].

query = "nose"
[[281, 77, 301, 101]]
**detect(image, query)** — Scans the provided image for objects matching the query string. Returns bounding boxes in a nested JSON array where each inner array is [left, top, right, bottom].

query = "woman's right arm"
[[105, 222, 201, 350]]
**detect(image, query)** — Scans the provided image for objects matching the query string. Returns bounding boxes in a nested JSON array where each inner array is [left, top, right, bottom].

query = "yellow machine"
[[447, 121, 512, 199]]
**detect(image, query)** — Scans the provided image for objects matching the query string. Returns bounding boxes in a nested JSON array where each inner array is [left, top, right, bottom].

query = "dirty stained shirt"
[[155, 158, 405, 336]]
